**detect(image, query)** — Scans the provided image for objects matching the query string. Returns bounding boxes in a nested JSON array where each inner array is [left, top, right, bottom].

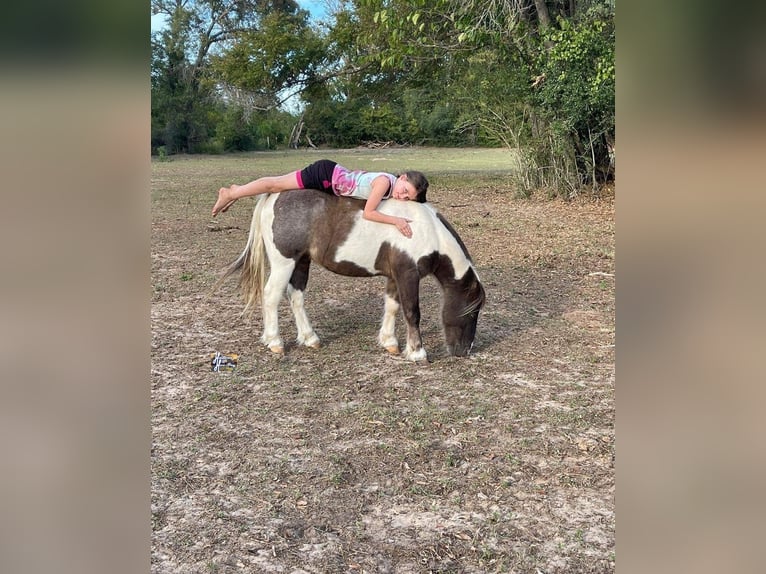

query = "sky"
[[297, 0, 329, 21], [151, 1, 329, 33], [151, 13, 167, 34]]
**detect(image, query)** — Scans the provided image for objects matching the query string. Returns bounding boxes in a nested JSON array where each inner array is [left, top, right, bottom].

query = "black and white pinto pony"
[[220, 189, 486, 361]]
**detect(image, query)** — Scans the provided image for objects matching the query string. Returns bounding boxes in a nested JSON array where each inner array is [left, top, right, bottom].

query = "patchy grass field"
[[151, 148, 615, 573]]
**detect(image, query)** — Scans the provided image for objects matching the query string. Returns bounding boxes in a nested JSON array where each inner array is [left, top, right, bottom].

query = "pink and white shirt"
[[331, 165, 396, 200]]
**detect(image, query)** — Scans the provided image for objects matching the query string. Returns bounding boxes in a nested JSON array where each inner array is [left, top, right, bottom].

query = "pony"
[[219, 189, 485, 361]]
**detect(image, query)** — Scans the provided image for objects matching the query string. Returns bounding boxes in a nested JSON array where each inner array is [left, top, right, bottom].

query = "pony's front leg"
[[378, 279, 400, 354], [260, 260, 295, 355], [396, 273, 427, 362]]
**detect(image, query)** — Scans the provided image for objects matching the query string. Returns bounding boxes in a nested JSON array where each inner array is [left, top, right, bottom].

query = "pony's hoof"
[[385, 345, 400, 355], [269, 345, 284, 355], [404, 348, 428, 362], [306, 340, 321, 349]]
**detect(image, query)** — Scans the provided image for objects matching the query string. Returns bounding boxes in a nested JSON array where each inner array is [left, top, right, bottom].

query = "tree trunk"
[[533, 0, 555, 49], [290, 115, 305, 149], [534, 0, 552, 28]]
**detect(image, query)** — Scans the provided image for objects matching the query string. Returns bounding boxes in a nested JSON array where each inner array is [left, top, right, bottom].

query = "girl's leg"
[[212, 172, 301, 216]]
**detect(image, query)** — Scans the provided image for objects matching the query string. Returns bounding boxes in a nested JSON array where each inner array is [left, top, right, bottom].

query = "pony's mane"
[[435, 212, 472, 262]]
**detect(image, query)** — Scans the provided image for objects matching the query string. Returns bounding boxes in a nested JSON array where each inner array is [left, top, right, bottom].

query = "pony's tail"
[[211, 195, 268, 318]]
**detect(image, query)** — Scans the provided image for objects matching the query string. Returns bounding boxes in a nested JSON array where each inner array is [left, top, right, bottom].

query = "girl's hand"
[[396, 217, 413, 238]]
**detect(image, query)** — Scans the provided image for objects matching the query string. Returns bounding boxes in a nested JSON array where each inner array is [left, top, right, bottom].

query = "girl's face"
[[391, 175, 418, 201]]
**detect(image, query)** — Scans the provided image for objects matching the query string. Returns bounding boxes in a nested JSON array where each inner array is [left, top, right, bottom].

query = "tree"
[[210, 6, 327, 113], [151, 0, 324, 153]]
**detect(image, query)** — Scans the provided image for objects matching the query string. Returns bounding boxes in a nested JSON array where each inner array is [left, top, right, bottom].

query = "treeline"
[[151, 0, 614, 194]]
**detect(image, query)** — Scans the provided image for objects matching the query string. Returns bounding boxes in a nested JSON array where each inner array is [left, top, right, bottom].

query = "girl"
[[212, 159, 429, 238]]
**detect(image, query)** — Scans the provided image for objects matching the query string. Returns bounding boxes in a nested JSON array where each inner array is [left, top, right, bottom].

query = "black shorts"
[[297, 159, 337, 193]]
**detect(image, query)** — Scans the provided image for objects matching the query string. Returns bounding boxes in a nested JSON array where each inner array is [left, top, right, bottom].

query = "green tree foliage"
[[151, 0, 321, 154], [306, 0, 615, 193], [210, 5, 326, 110], [151, 3, 214, 153], [300, 0, 489, 147], [531, 6, 615, 191]]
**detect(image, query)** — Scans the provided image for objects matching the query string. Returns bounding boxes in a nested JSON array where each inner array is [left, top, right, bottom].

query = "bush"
[[533, 11, 615, 190], [156, 145, 169, 161]]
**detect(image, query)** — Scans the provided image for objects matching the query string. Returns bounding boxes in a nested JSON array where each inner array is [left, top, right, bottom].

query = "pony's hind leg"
[[378, 279, 400, 354], [287, 286, 320, 348], [287, 256, 320, 348], [260, 258, 295, 355]]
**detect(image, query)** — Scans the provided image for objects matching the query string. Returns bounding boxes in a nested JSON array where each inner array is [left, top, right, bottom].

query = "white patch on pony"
[[334, 202, 472, 279]]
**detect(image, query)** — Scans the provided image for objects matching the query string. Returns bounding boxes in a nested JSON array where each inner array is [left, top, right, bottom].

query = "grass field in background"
[[154, 146, 519, 176], [152, 147, 522, 211]]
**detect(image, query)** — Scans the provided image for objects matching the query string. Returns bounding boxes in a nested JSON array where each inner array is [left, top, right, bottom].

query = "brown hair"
[[402, 170, 429, 203]]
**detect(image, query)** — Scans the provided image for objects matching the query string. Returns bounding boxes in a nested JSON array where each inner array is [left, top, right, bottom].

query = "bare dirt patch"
[[152, 150, 614, 573]]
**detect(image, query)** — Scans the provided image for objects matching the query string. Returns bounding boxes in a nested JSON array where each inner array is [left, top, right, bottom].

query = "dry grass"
[[151, 148, 614, 573]]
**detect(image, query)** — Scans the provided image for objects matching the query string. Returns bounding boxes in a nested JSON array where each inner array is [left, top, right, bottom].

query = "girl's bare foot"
[[212, 186, 237, 216]]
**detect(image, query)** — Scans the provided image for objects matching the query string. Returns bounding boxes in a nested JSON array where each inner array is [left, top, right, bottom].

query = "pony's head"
[[442, 269, 486, 357]]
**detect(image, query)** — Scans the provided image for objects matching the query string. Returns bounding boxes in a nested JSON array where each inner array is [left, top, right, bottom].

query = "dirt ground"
[[151, 150, 615, 573]]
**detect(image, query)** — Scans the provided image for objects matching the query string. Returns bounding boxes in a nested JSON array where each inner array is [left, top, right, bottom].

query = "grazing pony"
[[219, 190, 485, 361]]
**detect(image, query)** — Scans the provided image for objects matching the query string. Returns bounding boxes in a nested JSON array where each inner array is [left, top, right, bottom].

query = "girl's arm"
[[362, 176, 413, 237]]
